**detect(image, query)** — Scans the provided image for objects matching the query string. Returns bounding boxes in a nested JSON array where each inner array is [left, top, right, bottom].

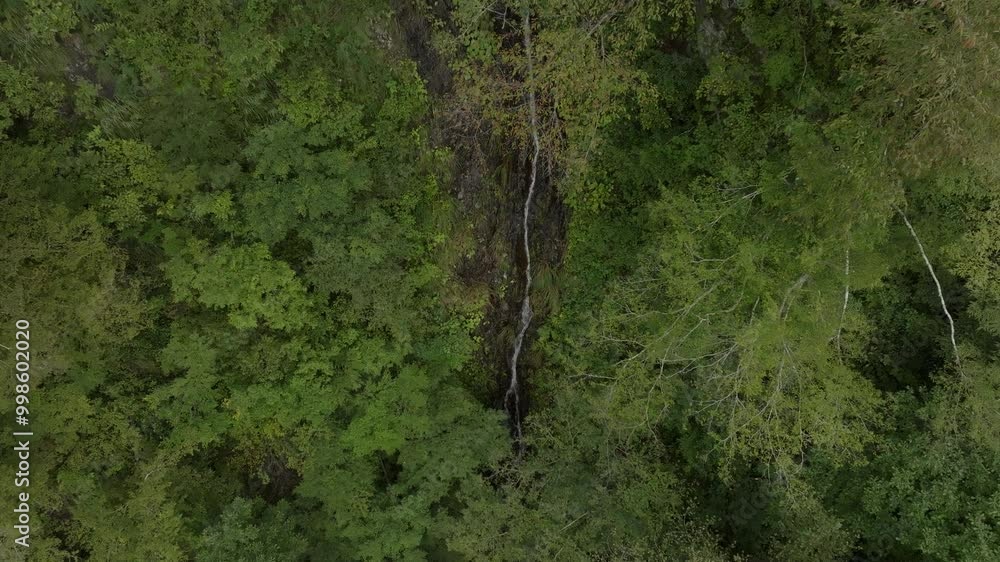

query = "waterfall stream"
[[504, 8, 540, 453]]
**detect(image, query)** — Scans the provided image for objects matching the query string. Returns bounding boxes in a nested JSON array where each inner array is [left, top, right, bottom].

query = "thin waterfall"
[[505, 6, 540, 454]]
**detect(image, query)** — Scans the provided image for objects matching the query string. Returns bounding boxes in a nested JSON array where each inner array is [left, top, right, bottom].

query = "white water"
[[505, 9, 540, 453]]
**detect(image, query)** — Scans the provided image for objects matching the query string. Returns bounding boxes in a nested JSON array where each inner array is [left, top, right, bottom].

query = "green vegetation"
[[1, 0, 998, 560]]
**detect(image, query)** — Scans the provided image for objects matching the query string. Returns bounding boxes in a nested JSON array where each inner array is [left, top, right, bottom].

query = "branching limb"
[[586, 0, 638, 38], [779, 274, 810, 320]]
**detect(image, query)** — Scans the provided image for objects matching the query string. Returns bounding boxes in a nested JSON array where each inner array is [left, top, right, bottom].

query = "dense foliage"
[[1, 0, 998, 560]]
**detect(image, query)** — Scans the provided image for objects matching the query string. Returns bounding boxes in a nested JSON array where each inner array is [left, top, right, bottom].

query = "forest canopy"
[[1, 0, 999, 560]]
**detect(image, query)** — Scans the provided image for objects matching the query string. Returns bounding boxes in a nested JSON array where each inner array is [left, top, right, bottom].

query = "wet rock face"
[[696, 17, 725, 60], [694, 0, 736, 61], [392, 3, 568, 443], [393, 0, 453, 97]]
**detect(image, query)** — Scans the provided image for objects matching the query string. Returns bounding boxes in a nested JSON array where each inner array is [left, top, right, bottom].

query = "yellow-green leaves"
[[164, 239, 311, 331]]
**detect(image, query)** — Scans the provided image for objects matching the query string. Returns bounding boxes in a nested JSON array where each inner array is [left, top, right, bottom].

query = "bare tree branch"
[[835, 246, 850, 360], [895, 205, 963, 374]]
